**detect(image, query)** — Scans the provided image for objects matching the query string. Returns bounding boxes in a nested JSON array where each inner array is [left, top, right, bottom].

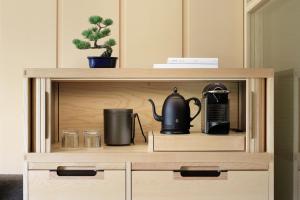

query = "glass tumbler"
[[62, 130, 79, 148], [84, 130, 101, 148]]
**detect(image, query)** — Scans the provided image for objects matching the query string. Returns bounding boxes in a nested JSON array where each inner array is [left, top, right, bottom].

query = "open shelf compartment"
[[23, 68, 273, 154]]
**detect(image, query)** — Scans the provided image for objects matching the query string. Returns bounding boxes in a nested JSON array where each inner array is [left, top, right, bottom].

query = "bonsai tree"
[[73, 15, 116, 57]]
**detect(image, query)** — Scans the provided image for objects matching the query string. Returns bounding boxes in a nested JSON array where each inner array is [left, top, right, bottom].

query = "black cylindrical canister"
[[104, 109, 133, 145]]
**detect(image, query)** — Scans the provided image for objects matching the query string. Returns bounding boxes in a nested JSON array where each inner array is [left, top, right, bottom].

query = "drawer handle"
[[178, 170, 222, 177], [174, 166, 228, 180], [56, 166, 101, 176], [55, 169, 97, 176], [49, 166, 104, 178]]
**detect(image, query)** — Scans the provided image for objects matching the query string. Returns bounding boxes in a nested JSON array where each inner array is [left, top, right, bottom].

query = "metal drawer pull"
[[174, 166, 228, 180], [56, 169, 97, 176], [178, 170, 222, 177], [51, 166, 103, 177]]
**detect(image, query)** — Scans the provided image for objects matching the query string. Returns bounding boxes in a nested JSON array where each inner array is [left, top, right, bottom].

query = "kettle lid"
[[164, 87, 186, 102], [169, 87, 183, 97]]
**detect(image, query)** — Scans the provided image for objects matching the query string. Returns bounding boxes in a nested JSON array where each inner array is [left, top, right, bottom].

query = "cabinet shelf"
[[51, 142, 148, 153], [24, 68, 273, 79], [24, 68, 273, 155]]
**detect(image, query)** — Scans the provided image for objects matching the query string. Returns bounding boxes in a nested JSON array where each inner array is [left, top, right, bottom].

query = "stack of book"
[[153, 57, 218, 68]]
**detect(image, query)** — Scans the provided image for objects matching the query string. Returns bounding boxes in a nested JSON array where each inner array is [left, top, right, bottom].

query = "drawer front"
[[28, 169, 125, 200], [133, 170, 269, 200]]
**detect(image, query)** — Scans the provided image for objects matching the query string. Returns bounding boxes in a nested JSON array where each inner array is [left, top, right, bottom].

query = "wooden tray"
[[148, 131, 245, 152]]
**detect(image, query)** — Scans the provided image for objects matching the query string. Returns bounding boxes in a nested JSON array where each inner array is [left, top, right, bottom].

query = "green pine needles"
[[73, 15, 116, 57]]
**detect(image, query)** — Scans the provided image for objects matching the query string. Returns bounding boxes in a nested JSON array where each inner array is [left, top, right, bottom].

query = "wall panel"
[[121, 0, 182, 68], [185, 0, 244, 68], [0, 0, 56, 173], [58, 0, 119, 68]]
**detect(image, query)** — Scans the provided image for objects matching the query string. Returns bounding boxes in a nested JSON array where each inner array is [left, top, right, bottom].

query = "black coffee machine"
[[201, 83, 230, 134]]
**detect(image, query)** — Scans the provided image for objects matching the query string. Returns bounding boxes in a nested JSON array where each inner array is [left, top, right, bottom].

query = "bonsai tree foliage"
[[73, 15, 116, 57]]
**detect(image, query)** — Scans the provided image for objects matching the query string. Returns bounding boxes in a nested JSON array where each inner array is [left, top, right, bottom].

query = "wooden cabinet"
[[132, 170, 269, 200], [23, 68, 274, 200], [28, 163, 125, 200]]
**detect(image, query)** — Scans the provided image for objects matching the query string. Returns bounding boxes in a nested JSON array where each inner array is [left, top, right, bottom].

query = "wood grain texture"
[[28, 170, 125, 200], [132, 161, 269, 171], [152, 131, 245, 152], [57, 81, 239, 144], [24, 68, 274, 79], [132, 171, 269, 200], [28, 162, 125, 170], [25, 152, 272, 165]]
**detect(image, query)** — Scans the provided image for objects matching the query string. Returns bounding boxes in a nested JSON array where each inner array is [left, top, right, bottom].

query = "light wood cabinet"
[[132, 170, 269, 200], [23, 68, 274, 200], [28, 163, 125, 200]]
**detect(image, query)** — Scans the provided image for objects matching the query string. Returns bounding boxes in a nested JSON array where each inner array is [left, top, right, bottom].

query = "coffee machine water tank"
[[201, 83, 230, 134]]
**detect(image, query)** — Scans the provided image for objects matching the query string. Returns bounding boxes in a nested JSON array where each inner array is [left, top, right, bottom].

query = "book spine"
[[153, 64, 218, 68], [167, 57, 218, 64]]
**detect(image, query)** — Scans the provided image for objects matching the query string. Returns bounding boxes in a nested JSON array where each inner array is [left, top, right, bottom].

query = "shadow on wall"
[[0, 175, 22, 200]]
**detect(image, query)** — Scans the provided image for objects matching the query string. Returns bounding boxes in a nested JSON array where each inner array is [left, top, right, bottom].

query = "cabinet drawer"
[[133, 170, 269, 200], [28, 164, 125, 200]]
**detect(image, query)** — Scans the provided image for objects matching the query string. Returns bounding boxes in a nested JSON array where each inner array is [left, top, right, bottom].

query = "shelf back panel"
[[57, 81, 240, 144]]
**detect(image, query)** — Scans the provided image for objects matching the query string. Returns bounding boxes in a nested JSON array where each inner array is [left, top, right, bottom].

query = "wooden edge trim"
[[132, 162, 269, 171], [147, 131, 154, 152], [23, 68, 274, 79], [246, 0, 270, 13], [28, 162, 126, 170]]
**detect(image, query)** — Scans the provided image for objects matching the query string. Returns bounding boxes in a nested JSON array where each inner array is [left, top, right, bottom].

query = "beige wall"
[[0, 0, 56, 173], [260, 0, 300, 70], [0, 0, 243, 173]]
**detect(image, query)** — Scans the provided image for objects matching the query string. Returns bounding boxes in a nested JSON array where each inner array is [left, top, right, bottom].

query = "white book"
[[167, 57, 218, 65], [153, 63, 218, 68]]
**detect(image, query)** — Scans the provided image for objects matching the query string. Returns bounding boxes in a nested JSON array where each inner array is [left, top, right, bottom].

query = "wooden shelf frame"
[[24, 68, 274, 155], [24, 68, 273, 79]]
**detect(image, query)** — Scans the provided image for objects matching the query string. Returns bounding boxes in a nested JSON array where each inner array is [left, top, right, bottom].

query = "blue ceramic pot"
[[87, 57, 117, 68]]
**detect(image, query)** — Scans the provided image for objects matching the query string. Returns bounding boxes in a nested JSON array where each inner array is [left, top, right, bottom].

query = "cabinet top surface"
[[24, 68, 274, 79]]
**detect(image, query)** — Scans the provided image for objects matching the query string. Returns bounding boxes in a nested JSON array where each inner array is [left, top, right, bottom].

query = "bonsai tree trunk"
[[100, 46, 112, 57]]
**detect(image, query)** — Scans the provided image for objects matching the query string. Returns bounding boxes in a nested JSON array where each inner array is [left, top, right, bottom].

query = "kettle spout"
[[148, 99, 162, 121]]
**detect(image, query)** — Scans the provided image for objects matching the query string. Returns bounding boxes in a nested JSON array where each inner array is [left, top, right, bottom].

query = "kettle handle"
[[131, 113, 147, 144], [186, 97, 201, 122]]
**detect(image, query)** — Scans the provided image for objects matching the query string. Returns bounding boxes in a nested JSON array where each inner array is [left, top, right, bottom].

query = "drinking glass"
[[62, 130, 79, 148], [84, 130, 101, 148]]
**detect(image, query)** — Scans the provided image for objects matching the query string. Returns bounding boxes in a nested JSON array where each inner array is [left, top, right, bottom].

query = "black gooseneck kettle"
[[148, 87, 201, 134]]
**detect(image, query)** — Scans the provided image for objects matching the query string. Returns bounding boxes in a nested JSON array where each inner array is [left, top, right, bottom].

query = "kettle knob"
[[173, 87, 178, 93]]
